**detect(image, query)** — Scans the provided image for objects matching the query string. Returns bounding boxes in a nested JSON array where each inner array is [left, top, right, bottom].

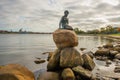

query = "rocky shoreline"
[[0, 31, 120, 80]]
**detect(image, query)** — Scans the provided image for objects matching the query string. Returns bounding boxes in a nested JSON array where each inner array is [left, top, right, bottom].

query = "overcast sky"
[[0, 0, 120, 32]]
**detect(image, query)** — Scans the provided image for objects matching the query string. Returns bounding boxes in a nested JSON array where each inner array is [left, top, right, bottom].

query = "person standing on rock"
[[59, 10, 73, 30]]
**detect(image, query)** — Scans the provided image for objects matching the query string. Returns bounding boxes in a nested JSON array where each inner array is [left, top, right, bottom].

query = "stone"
[[47, 52, 53, 61], [82, 54, 95, 71], [115, 54, 120, 60], [53, 29, 78, 49], [83, 51, 94, 59], [0, 64, 35, 80], [61, 68, 75, 80], [95, 49, 110, 56], [114, 66, 120, 73], [37, 72, 59, 80], [34, 59, 46, 64], [103, 43, 113, 48], [47, 49, 61, 71], [60, 47, 83, 68], [110, 51, 119, 57], [72, 66, 92, 79], [114, 47, 120, 52]]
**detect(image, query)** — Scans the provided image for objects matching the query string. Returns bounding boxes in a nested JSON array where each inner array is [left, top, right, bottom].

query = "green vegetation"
[[74, 25, 120, 35]]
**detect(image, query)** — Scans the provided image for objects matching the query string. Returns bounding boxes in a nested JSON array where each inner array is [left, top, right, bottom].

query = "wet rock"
[[72, 66, 92, 79], [0, 64, 35, 80], [115, 54, 120, 60], [95, 49, 110, 56], [114, 47, 120, 52], [110, 51, 119, 57], [95, 56, 108, 61], [34, 59, 46, 64], [60, 47, 83, 68], [47, 49, 61, 71], [82, 54, 95, 71], [105, 60, 112, 67], [114, 66, 120, 73], [61, 68, 75, 80], [103, 43, 113, 48], [53, 29, 78, 49], [83, 51, 94, 59], [37, 72, 59, 80], [47, 52, 53, 61]]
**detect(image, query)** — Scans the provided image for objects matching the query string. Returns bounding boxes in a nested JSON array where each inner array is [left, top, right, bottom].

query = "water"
[[0, 34, 113, 72]]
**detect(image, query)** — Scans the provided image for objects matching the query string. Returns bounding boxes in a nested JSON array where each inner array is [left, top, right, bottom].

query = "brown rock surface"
[[38, 72, 59, 80], [47, 49, 61, 71], [82, 54, 95, 71], [0, 64, 35, 80], [53, 29, 78, 49], [60, 47, 83, 68], [61, 68, 75, 80], [72, 66, 92, 79]]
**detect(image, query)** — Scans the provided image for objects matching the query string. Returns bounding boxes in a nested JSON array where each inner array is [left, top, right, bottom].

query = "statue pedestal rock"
[[44, 29, 96, 80]]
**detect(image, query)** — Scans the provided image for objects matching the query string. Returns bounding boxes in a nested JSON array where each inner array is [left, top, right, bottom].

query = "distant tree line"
[[74, 25, 120, 34]]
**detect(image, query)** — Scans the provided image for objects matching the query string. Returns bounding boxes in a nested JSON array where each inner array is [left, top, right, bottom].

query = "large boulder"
[[72, 66, 92, 80], [61, 68, 75, 80], [60, 47, 83, 68], [37, 72, 59, 80], [0, 64, 34, 80], [95, 49, 110, 56], [47, 49, 61, 71], [82, 54, 95, 71], [53, 29, 78, 49]]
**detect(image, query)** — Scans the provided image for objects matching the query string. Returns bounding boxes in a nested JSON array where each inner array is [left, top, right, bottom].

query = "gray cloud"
[[0, 0, 120, 32]]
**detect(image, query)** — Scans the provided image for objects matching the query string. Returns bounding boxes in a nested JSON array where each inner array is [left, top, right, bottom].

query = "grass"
[[110, 33, 120, 36]]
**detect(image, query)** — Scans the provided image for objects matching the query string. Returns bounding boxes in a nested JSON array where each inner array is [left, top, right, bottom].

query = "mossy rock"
[[82, 54, 95, 71], [47, 49, 61, 71], [60, 47, 83, 68]]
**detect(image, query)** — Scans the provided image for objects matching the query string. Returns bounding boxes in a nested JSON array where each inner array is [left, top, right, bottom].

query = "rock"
[[47, 49, 61, 71], [47, 52, 53, 61], [105, 60, 112, 67], [115, 54, 120, 60], [114, 66, 120, 73], [0, 64, 35, 80], [53, 29, 78, 49], [37, 72, 59, 80], [82, 54, 95, 71], [114, 47, 120, 52], [110, 51, 119, 57], [95, 49, 110, 56], [95, 56, 108, 61], [61, 68, 75, 80], [103, 43, 113, 48], [60, 47, 83, 68], [72, 66, 92, 79], [83, 51, 94, 59], [34, 59, 46, 64]]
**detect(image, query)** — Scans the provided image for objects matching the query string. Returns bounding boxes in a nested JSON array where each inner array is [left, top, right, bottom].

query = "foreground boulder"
[[53, 29, 78, 49], [82, 54, 95, 71], [0, 64, 34, 80], [61, 68, 75, 80], [47, 49, 61, 71], [60, 47, 83, 68]]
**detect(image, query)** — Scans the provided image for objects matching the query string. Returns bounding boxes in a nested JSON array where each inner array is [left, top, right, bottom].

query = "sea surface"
[[0, 34, 116, 76]]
